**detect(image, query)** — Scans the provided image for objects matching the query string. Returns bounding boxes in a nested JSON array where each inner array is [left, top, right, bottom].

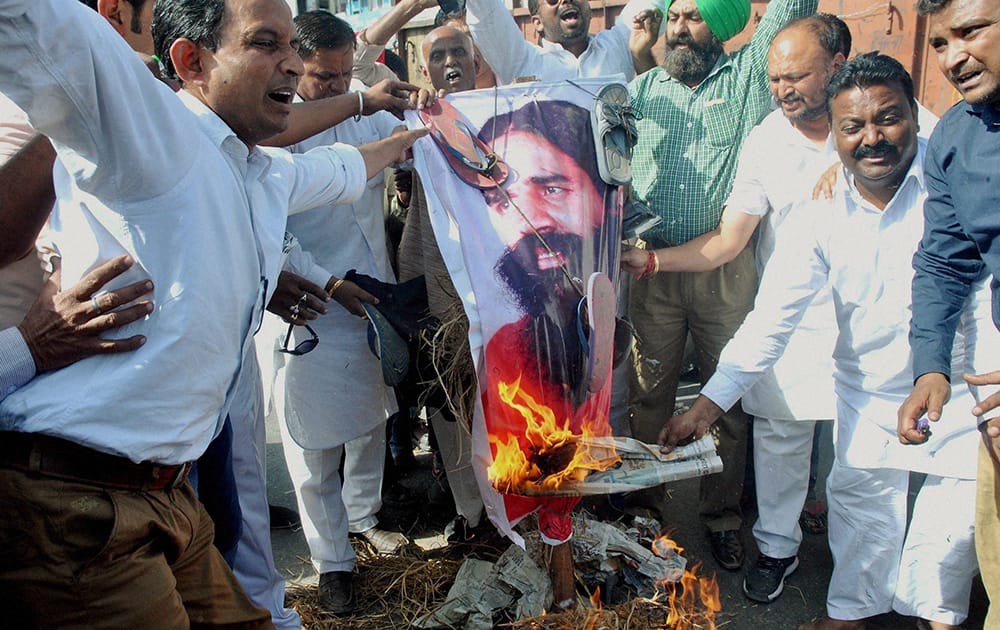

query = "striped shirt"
[[629, 0, 818, 245]]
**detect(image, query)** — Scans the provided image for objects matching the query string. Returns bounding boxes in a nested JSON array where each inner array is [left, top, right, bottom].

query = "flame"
[[487, 374, 620, 494], [582, 586, 603, 630], [652, 534, 721, 629]]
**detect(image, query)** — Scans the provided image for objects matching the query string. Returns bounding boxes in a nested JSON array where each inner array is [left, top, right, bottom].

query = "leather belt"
[[0, 431, 191, 491]]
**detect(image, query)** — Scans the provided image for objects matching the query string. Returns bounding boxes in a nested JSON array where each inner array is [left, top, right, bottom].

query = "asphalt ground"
[[264, 379, 990, 629]]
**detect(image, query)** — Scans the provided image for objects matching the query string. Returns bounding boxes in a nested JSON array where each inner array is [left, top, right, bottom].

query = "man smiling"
[[661, 54, 982, 630]]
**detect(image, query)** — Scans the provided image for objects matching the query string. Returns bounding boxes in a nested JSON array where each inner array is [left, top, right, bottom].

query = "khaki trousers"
[[628, 246, 757, 531], [978, 436, 1000, 628], [0, 468, 272, 629]]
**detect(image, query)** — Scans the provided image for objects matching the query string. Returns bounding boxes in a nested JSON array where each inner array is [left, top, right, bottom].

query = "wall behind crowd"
[[392, 0, 961, 115]]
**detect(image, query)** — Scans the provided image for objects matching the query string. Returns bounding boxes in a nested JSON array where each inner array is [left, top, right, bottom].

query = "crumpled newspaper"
[[415, 513, 687, 629], [414, 545, 549, 629], [514, 434, 724, 496]]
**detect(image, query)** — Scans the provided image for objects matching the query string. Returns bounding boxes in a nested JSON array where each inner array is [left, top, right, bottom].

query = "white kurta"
[[704, 140, 981, 479], [722, 109, 838, 421], [279, 107, 401, 449]]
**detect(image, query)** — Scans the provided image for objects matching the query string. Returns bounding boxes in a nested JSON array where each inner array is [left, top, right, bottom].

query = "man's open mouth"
[[559, 8, 580, 23], [445, 68, 463, 82], [268, 88, 294, 104]]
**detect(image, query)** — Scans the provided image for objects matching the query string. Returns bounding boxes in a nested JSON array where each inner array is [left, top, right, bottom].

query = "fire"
[[487, 374, 620, 494], [652, 534, 721, 629], [582, 586, 603, 630]]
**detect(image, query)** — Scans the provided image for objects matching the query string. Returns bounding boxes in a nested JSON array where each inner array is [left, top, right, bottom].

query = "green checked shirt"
[[629, 0, 818, 246]]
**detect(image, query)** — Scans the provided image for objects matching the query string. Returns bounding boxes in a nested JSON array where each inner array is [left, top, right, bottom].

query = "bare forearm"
[[363, 0, 434, 47], [0, 134, 56, 267], [655, 229, 745, 273], [632, 50, 657, 76], [261, 94, 361, 147]]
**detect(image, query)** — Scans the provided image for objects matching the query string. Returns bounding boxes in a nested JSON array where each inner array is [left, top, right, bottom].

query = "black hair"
[[528, 0, 540, 16], [152, 0, 225, 81], [826, 52, 915, 111], [916, 0, 951, 15], [294, 10, 357, 59], [478, 99, 605, 199], [778, 14, 851, 60], [383, 49, 408, 81], [79, 0, 150, 35]]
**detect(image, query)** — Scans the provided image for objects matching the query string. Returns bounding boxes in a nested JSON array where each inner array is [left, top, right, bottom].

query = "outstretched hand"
[[329, 279, 378, 318], [17, 254, 153, 373], [658, 395, 722, 453], [364, 78, 424, 119]]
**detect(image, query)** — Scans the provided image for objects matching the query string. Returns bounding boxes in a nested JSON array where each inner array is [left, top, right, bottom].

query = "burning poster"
[[406, 78, 625, 545]]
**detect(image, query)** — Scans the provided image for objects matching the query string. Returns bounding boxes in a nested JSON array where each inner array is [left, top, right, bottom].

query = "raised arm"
[[734, 0, 819, 87], [465, 0, 541, 84], [0, 0, 192, 203]]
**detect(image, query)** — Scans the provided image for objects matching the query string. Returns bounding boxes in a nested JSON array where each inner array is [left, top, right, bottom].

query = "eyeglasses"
[[280, 323, 319, 355]]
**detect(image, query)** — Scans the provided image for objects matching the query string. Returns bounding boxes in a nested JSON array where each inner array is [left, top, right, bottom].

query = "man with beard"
[[464, 0, 664, 83], [626, 0, 816, 571], [473, 99, 615, 544], [900, 0, 1000, 625], [623, 14, 845, 602], [662, 53, 982, 630]]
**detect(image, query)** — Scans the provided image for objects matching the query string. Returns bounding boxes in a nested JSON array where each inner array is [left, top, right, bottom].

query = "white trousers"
[[826, 460, 977, 624], [428, 408, 484, 525], [280, 420, 386, 574], [752, 417, 828, 558], [230, 352, 301, 630]]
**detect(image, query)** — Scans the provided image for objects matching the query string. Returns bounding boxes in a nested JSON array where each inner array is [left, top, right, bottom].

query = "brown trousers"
[[0, 468, 273, 629], [977, 436, 1000, 629], [628, 246, 757, 532]]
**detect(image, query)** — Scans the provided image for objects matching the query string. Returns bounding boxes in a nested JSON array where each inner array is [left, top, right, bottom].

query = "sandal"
[[590, 82, 640, 186], [576, 272, 616, 393], [419, 98, 509, 189]]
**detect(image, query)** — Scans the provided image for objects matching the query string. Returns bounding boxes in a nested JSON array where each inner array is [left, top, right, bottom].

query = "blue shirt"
[[910, 99, 1000, 380]]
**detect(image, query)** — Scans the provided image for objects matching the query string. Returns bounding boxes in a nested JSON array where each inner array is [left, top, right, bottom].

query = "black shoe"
[[444, 513, 491, 544], [743, 554, 798, 603], [707, 529, 744, 571], [318, 571, 355, 615], [269, 504, 301, 530]]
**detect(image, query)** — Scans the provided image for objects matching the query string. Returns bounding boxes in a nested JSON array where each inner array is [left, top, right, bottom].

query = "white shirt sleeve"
[[465, 0, 542, 84], [0, 326, 35, 402], [279, 144, 368, 216], [722, 128, 771, 219], [0, 0, 195, 204], [282, 236, 334, 290], [701, 206, 830, 411], [353, 38, 400, 87]]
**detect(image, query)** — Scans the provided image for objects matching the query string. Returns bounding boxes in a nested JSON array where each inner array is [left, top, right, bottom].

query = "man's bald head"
[[421, 26, 477, 94]]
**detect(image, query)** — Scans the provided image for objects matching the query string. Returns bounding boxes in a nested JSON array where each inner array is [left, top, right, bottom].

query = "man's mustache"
[[852, 140, 898, 161], [665, 33, 696, 49]]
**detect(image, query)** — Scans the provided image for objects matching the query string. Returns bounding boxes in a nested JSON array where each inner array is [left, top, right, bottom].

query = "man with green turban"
[[624, 0, 817, 572]]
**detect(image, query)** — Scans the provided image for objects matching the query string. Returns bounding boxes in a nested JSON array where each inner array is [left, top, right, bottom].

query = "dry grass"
[[287, 543, 461, 629]]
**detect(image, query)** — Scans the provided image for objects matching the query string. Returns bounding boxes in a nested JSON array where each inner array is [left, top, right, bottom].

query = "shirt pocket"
[[702, 99, 738, 148]]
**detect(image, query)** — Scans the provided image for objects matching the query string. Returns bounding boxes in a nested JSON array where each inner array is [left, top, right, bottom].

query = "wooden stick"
[[548, 540, 575, 611]]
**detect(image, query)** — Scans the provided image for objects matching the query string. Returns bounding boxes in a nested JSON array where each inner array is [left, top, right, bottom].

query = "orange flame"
[[652, 534, 721, 629], [487, 374, 619, 494], [582, 586, 603, 630]]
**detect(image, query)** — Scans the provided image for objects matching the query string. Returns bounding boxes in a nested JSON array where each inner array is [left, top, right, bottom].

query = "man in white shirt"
[[0, 0, 424, 625], [464, 0, 663, 83], [660, 54, 980, 630], [621, 14, 845, 603], [267, 10, 411, 616]]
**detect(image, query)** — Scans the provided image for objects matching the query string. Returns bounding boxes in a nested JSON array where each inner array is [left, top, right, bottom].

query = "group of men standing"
[[0, 0, 998, 628]]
